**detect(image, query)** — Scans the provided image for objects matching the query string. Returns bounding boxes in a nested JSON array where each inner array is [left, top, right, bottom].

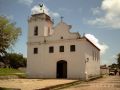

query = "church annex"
[[27, 8, 100, 80]]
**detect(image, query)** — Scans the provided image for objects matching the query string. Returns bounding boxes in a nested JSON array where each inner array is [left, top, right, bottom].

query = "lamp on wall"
[[85, 58, 89, 63]]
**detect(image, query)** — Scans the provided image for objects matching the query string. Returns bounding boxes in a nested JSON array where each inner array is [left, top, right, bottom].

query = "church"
[[27, 5, 100, 80]]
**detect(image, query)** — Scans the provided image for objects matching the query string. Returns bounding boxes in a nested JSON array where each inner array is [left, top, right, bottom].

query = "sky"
[[0, 0, 120, 65]]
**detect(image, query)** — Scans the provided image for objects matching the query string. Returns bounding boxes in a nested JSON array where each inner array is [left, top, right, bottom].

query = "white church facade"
[[27, 12, 100, 80]]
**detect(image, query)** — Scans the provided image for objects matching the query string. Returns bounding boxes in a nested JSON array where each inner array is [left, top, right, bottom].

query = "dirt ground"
[[63, 76, 120, 90], [0, 79, 76, 90]]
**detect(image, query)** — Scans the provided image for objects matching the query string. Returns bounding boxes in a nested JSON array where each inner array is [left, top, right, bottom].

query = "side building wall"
[[83, 38, 100, 79]]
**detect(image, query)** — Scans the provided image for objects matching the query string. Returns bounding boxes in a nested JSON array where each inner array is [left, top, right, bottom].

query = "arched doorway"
[[57, 60, 67, 78]]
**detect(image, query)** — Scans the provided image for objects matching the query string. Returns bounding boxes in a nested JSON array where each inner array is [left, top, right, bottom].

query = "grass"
[[0, 68, 26, 78]]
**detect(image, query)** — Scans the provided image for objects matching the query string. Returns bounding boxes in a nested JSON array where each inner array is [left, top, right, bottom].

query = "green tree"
[[0, 16, 21, 56], [4, 53, 26, 69], [108, 63, 117, 69], [117, 53, 120, 69]]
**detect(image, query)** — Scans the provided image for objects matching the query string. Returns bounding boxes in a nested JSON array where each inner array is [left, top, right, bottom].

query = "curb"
[[36, 80, 81, 90]]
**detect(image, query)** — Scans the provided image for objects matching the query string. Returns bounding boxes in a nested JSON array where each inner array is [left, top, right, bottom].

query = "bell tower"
[[28, 4, 53, 41]]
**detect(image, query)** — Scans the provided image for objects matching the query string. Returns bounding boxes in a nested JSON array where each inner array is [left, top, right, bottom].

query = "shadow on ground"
[[0, 87, 20, 90]]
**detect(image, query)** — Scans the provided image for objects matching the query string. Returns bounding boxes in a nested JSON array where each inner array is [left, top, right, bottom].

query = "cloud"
[[88, 0, 120, 29], [59, 8, 72, 13], [18, 0, 33, 6], [91, 7, 101, 15], [31, 5, 49, 15], [85, 34, 109, 54], [31, 4, 60, 18], [49, 11, 60, 18]]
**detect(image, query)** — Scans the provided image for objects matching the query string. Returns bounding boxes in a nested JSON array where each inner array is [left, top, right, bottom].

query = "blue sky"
[[0, 0, 120, 65]]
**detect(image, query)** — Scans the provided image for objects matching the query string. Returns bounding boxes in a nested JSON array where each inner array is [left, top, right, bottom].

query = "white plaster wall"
[[27, 39, 86, 79], [28, 19, 45, 37], [83, 39, 100, 79], [47, 22, 80, 41], [100, 68, 109, 75]]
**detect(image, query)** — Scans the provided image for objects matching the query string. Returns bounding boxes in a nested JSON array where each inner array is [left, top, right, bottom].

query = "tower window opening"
[[34, 26, 38, 36], [48, 27, 50, 35]]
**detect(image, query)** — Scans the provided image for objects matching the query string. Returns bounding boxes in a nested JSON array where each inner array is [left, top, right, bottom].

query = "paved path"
[[0, 79, 76, 90], [63, 76, 120, 90]]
